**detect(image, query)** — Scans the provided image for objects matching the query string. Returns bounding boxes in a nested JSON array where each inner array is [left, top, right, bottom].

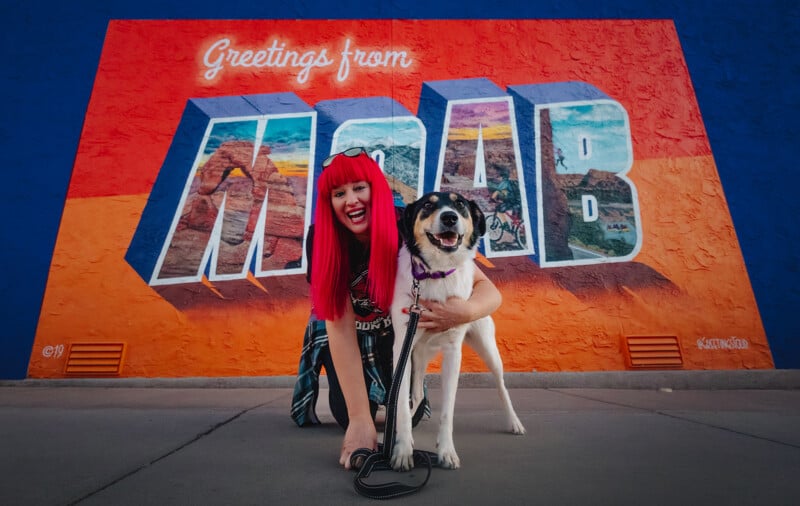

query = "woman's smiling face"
[[331, 180, 372, 243]]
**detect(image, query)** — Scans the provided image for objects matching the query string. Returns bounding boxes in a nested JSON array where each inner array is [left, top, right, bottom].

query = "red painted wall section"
[[29, 20, 771, 378]]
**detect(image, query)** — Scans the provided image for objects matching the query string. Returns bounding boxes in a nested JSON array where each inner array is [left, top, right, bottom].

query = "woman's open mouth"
[[348, 208, 367, 224]]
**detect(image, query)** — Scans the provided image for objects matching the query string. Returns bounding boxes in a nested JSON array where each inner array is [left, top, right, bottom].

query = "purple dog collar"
[[411, 258, 456, 281]]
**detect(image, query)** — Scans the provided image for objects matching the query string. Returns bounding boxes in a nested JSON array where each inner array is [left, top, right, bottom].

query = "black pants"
[[320, 342, 425, 430]]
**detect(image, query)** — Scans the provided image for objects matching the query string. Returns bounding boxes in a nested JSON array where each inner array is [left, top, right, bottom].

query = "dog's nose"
[[440, 211, 458, 227]]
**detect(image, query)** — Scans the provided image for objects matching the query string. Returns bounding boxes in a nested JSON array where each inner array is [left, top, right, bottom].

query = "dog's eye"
[[454, 200, 466, 210], [423, 202, 434, 210]]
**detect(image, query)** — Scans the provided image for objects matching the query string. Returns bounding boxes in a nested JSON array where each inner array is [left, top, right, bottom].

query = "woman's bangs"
[[320, 153, 375, 192]]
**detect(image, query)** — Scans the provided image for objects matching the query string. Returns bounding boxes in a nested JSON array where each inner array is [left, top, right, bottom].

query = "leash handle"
[[353, 448, 433, 500]]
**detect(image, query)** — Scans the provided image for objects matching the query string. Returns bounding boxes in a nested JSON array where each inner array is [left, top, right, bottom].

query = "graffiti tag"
[[42, 344, 65, 359], [696, 337, 750, 350]]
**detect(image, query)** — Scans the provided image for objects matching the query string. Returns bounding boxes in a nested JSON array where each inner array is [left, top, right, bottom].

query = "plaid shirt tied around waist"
[[290, 316, 392, 426]]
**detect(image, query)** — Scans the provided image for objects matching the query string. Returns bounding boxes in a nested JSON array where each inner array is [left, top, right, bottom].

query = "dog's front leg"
[[390, 308, 415, 471], [437, 339, 462, 469], [390, 356, 415, 471]]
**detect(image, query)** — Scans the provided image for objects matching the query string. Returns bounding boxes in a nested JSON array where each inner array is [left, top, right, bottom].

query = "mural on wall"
[[29, 20, 773, 378]]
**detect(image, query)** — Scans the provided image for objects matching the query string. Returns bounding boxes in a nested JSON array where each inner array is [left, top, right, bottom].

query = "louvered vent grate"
[[64, 343, 126, 376], [624, 335, 683, 369]]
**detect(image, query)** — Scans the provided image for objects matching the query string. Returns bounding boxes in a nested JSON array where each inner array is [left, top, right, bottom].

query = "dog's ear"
[[469, 199, 486, 237], [400, 201, 417, 243]]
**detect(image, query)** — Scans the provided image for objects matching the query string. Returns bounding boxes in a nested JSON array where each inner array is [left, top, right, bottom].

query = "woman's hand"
[[405, 265, 501, 332], [412, 296, 473, 332], [339, 415, 377, 469]]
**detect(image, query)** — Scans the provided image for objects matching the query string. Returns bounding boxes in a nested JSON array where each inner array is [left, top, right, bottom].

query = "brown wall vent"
[[624, 335, 683, 369], [64, 342, 126, 376]]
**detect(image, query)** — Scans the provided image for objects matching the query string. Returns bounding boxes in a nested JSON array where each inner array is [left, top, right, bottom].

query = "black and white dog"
[[390, 192, 525, 471]]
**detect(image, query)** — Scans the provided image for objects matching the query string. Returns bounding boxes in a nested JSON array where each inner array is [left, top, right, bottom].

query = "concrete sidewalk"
[[2, 372, 799, 505]]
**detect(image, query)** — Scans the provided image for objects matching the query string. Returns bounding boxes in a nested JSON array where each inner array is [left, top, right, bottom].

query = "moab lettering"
[[125, 79, 641, 287]]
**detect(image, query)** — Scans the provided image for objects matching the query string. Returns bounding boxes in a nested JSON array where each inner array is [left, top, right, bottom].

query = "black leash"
[[351, 279, 440, 499]]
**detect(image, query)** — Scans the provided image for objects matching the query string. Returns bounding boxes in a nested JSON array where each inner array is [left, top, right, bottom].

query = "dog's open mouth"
[[427, 231, 463, 251]]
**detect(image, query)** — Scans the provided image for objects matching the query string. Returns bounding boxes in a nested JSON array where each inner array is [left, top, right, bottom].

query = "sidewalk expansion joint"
[[65, 401, 271, 505], [550, 389, 800, 451]]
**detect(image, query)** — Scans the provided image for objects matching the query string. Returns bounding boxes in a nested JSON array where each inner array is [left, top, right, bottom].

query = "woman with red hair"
[[291, 147, 502, 470]]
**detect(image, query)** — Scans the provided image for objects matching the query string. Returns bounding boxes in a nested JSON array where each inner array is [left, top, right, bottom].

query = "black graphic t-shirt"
[[305, 225, 391, 332], [347, 242, 392, 332]]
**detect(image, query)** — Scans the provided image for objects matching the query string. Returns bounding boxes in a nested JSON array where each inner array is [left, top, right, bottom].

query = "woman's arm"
[[413, 264, 502, 332], [326, 304, 377, 468]]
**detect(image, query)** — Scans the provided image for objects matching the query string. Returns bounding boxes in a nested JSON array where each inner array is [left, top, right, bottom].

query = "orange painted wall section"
[[29, 20, 772, 378]]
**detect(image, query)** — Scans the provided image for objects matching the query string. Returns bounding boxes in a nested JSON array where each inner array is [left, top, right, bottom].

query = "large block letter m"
[[125, 93, 316, 287]]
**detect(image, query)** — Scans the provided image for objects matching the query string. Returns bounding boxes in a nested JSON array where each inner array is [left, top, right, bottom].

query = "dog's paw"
[[437, 445, 461, 469], [510, 419, 527, 435], [508, 413, 526, 435], [390, 439, 415, 471]]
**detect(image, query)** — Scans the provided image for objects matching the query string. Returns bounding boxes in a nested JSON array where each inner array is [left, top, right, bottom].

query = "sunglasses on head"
[[322, 146, 368, 169]]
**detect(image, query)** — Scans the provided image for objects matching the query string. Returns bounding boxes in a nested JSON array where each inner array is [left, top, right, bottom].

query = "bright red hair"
[[310, 151, 398, 321]]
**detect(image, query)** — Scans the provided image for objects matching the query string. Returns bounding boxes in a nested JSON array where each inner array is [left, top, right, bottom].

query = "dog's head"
[[400, 192, 486, 267]]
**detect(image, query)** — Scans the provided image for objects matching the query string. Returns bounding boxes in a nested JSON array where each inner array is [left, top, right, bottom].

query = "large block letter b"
[[509, 82, 642, 267]]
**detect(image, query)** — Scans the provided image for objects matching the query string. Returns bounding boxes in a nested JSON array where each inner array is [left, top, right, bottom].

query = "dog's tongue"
[[436, 232, 459, 247]]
